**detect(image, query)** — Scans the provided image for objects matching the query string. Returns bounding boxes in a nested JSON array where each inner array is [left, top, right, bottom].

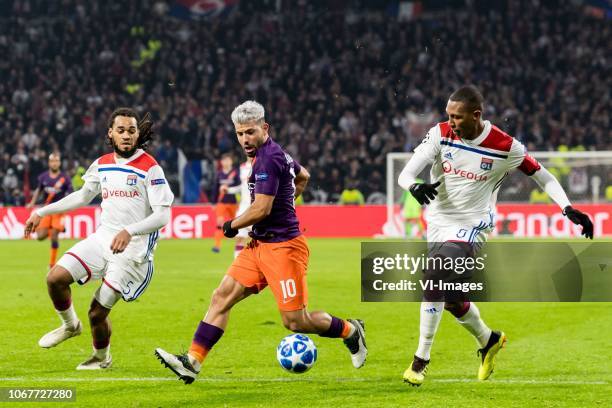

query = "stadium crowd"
[[1, 0, 610, 205]]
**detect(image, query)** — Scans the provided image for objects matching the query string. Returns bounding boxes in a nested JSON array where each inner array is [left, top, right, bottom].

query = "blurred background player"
[[212, 153, 241, 253], [24, 108, 173, 370], [155, 101, 367, 384], [338, 178, 365, 205], [400, 177, 425, 239], [398, 85, 593, 386], [224, 157, 253, 258], [26, 153, 73, 268]]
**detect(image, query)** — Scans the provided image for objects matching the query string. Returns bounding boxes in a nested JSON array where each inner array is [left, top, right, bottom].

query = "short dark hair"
[[449, 85, 484, 112], [107, 107, 154, 149]]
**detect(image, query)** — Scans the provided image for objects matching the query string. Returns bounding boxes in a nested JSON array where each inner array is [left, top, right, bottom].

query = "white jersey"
[[236, 160, 253, 216], [415, 120, 540, 226], [82, 149, 174, 261]]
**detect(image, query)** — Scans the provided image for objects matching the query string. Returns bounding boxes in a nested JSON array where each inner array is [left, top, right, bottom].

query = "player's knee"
[[46, 266, 72, 288], [282, 319, 301, 332], [36, 231, 48, 240], [88, 306, 108, 325], [88, 309, 103, 325], [282, 316, 307, 332]]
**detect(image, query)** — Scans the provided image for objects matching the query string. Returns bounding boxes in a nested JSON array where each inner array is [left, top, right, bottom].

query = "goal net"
[[384, 151, 612, 238]]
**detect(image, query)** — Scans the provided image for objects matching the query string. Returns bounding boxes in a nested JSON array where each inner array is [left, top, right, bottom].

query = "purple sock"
[[193, 321, 224, 349], [320, 316, 344, 338]]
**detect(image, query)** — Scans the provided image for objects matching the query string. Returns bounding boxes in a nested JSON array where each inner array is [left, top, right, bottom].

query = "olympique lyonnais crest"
[[126, 174, 138, 186], [480, 157, 493, 170]]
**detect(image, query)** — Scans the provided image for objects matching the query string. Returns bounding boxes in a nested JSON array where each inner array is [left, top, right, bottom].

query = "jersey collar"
[[255, 137, 272, 158], [465, 120, 491, 146], [115, 149, 144, 164]]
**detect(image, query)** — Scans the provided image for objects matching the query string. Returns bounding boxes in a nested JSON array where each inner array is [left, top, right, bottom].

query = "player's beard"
[[111, 139, 138, 158], [245, 136, 266, 157]]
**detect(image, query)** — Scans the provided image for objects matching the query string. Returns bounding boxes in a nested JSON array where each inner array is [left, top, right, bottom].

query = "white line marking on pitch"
[[433, 379, 608, 385], [0, 377, 607, 385]]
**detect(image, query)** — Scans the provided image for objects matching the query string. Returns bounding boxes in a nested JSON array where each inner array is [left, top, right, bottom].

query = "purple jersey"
[[215, 167, 241, 204], [249, 137, 302, 242], [37, 171, 73, 204]]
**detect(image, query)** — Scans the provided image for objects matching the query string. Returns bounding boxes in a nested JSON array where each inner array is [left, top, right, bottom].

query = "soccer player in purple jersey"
[[155, 101, 367, 384], [27, 153, 73, 268]]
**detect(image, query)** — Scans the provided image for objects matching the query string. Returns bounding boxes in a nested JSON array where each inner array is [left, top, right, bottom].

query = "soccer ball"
[[276, 333, 318, 373]]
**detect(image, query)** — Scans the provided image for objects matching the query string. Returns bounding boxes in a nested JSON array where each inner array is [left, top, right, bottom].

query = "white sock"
[[346, 321, 356, 337], [188, 353, 202, 372], [415, 301, 444, 360], [93, 345, 110, 359], [57, 304, 78, 328], [456, 302, 492, 348]]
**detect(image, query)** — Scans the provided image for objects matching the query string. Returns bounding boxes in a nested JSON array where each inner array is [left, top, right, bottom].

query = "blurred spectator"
[[338, 179, 365, 205], [22, 126, 39, 150], [529, 188, 552, 204], [2, 168, 18, 203], [72, 166, 86, 191]]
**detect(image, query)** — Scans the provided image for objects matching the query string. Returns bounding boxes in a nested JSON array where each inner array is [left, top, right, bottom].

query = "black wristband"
[[223, 219, 239, 238]]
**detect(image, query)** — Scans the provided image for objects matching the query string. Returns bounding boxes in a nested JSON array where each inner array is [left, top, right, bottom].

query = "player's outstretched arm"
[[530, 166, 593, 239], [23, 186, 99, 237], [398, 149, 435, 190], [398, 150, 438, 205], [294, 166, 310, 198], [223, 193, 274, 237]]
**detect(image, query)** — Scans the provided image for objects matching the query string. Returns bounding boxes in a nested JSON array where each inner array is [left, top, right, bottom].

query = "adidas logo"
[[424, 307, 438, 314], [444, 152, 453, 160], [0, 208, 25, 239]]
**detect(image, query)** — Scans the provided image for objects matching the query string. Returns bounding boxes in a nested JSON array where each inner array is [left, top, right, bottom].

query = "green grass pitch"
[[1, 238, 610, 407]]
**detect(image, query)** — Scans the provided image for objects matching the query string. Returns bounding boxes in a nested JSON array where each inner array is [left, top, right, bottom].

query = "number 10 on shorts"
[[280, 279, 297, 299]]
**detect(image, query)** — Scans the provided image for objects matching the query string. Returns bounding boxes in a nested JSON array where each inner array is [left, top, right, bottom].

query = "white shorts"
[[427, 213, 494, 247], [236, 226, 251, 238], [236, 203, 251, 238], [56, 229, 154, 308]]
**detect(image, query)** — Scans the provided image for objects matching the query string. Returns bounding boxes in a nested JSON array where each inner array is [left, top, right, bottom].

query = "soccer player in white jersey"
[[398, 86, 593, 386], [23, 108, 174, 370], [220, 157, 253, 258]]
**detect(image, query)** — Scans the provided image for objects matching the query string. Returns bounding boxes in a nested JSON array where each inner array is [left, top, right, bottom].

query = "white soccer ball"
[[276, 333, 318, 373]]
